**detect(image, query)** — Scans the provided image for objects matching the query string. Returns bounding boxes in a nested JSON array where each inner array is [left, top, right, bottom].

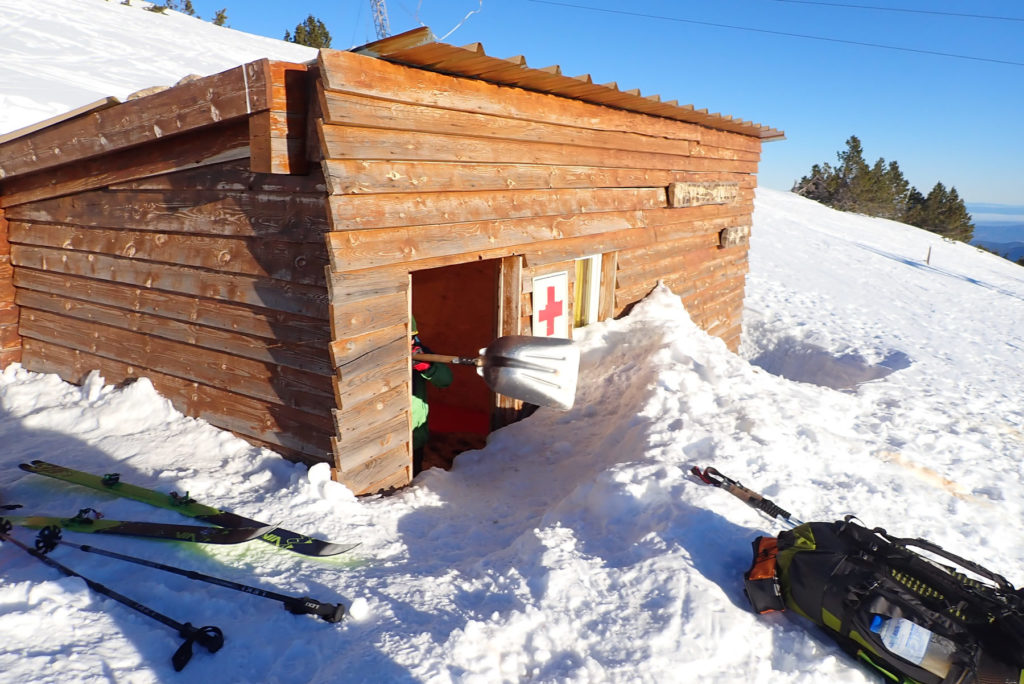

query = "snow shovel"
[[413, 335, 580, 410]]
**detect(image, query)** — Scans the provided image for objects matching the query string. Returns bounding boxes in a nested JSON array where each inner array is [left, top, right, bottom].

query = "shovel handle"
[[412, 353, 482, 367]]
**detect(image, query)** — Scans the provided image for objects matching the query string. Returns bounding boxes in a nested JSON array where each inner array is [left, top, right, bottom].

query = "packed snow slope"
[[0, 0, 316, 137], [1, 188, 1022, 683]]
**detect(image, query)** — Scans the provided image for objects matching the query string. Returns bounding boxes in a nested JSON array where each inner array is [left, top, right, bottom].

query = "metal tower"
[[371, 0, 390, 39]]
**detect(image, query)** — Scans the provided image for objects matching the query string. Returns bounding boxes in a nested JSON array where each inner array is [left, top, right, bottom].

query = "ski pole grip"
[[289, 597, 346, 623], [757, 499, 792, 521]]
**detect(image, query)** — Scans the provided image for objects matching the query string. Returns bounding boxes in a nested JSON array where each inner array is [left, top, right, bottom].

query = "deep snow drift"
[[1, 188, 1022, 682]]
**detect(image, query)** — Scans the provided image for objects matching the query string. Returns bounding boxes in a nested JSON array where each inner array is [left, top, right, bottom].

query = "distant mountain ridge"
[[974, 240, 1024, 262]]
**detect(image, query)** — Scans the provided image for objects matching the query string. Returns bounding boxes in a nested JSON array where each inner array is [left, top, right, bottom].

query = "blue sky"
[[187, 0, 1023, 207]]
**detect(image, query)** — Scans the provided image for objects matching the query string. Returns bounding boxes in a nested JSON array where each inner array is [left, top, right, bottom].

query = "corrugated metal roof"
[[354, 27, 784, 142]]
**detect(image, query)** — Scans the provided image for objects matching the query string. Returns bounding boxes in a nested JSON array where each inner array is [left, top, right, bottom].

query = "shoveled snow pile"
[[1, 189, 1022, 682]]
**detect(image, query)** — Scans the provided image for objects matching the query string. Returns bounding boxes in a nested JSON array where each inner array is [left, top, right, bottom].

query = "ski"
[[19, 460, 356, 558], [5, 508, 274, 545]]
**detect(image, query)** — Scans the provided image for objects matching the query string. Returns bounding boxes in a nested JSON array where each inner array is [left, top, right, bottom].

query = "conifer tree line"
[[284, 15, 332, 48], [141, 1, 227, 25], [793, 136, 975, 243]]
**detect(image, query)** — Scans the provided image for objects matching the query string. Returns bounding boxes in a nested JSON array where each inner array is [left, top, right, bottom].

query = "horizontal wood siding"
[[7, 158, 335, 464], [0, 61, 273, 183], [318, 49, 761, 491], [0, 207, 20, 366]]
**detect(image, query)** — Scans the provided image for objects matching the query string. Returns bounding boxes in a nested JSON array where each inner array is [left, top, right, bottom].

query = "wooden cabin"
[[0, 29, 783, 495]]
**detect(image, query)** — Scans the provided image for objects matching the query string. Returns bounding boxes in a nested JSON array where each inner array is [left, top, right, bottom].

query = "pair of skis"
[[1, 460, 357, 671], [0, 518, 347, 671], [16, 460, 355, 557]]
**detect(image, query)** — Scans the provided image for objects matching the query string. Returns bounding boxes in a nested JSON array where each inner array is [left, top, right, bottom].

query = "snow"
[[2, 1, 1024, 681], [0, 0, 315, 137]]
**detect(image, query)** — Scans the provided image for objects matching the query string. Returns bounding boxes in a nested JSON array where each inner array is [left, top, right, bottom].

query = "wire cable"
[[526, 0, 1024, 68], [769, 0, 1024, 24]]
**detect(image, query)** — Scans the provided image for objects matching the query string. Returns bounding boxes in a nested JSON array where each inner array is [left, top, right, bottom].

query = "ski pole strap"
[[173, 624, 224, 672], [691, 466, 801, 526]]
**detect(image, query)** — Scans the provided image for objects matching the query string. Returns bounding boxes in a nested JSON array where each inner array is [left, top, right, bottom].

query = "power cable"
[[525, 0, 1024, 67], [769, 0, 1024, 24]]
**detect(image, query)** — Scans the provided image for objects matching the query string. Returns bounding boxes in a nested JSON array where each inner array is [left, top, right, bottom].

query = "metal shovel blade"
[[476, 335, 580, 410]]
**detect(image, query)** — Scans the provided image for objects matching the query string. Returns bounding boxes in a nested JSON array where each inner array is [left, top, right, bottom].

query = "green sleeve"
[[421, 362, 453, 388]]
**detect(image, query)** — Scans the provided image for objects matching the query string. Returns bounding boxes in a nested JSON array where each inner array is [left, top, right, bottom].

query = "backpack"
[[744, 517, 1024, 684]]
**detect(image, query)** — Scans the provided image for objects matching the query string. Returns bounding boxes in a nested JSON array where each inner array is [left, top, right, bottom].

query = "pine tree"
[[901, 182, 975, 243], [213, 8, 227, 26], [794, 137, 972, 242], [286, 14, 332, 48], [832, 136, 869, 212]]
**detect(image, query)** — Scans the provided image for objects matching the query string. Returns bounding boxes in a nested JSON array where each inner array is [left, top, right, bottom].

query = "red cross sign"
[[532, 271, 569, 338]]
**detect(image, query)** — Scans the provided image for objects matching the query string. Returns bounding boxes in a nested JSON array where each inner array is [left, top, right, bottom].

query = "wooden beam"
[[11, 223, 329, 286], [326, 187, 665, 232], [325, 209, 646, 272], [18, 308, 334, 410], [0, 121, 251, 208], [319, 88, 694, 158], [11, 245, 330, 319], [13, 268, 329, 345], [0, 97, 121, 145], [318, 125, 756, 175], [0, 60, 272, 182], [5, 188, 330, 242], [249, 61, 312, 175], [317, 48, 762, 152], [21, 338, 333, 462]]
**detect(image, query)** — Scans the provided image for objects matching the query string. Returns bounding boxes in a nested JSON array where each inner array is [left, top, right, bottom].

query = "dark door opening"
[[411, 259, 498, 470]]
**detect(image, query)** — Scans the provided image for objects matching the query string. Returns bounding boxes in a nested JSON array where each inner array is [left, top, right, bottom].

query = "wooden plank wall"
[[0, 207, 20, 367], [316, 49, 761, 493], [3, 153, 336, 463]]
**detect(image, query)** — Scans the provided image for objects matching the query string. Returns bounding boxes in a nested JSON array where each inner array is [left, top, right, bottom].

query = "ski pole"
[[34, 525, 346, 623], [690, 466, 804, 529], [0, 518, 223, 671]]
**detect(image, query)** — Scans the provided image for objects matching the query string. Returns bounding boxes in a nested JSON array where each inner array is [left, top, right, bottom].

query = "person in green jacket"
[[409, 315, 453, 475]]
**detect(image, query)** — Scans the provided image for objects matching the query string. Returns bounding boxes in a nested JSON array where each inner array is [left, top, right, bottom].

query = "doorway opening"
[[411, 259, 498, 471]]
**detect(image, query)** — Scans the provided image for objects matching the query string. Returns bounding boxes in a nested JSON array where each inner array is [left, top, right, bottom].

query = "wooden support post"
[[492, 255, 523, 429]]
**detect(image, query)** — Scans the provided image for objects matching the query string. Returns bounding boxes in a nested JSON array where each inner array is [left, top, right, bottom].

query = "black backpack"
[[744, 517, 1024, 684]]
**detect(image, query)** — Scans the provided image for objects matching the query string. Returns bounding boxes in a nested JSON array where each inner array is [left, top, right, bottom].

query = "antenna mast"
[[371, 0, 390, 39]]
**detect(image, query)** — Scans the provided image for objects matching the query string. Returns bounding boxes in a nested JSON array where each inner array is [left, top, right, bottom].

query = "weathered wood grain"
[[319, 124, 757, 174], [326, 210, 645, 272], [327, 187, 665, 231], [19, 308, 334, 409], [318, 49, 762, 152], [320, 88, 694, 158], [5, 190, 330, 242], [11, 222, 329, 286], [16, 289, 331, 375], [321, 160, 752, 196], [0, 121, 252, 209], [334, 441, 411, 495], [13, 268, 329, 344], [12, 245, 329, 319], [21, 338, 333, 462], [0, 61, 271, 182]]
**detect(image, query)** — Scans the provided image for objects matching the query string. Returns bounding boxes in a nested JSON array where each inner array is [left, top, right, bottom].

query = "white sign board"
[[532, 271, 570, 339]]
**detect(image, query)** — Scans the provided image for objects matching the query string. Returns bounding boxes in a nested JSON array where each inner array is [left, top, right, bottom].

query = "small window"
[[573, 254, 602, 328]]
